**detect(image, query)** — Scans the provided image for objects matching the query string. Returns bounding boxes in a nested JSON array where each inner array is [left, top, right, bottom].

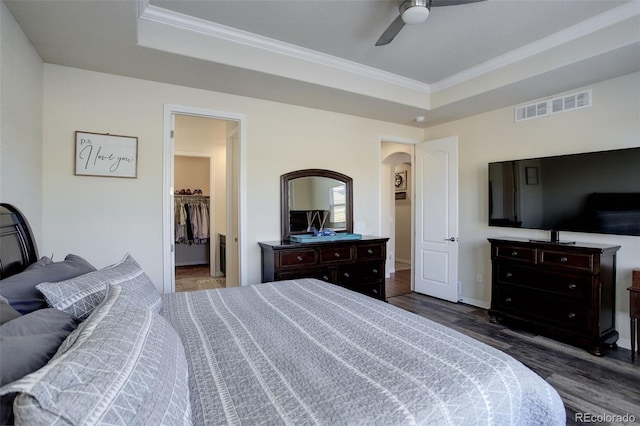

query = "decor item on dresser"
[[0, 204, 566, 425], [74, 131, 138, 178], [488, 237, 620, 356]]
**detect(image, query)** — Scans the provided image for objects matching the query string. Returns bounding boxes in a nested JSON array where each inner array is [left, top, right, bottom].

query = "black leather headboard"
[[0, 203, 38, 280]]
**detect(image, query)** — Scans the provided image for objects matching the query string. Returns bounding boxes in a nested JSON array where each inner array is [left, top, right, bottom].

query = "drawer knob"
[[568, 283, 577, 290], [568, 312, 576, 319], [322, 275, 329, 281], [372, 288, 378, 294], [296, 256, 303, 261], [343, 272, 350, 278], [368, 249, 374, 254], [560, 256, 568, 263], [334, 252, 341, 258], [372, 269, 378, 274], [511, 251, 518, 257], [505, 297, 512, 303], [506, 272, 513, 278]]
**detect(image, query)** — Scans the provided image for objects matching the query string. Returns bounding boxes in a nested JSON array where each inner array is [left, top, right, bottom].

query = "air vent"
[[515, 89, 592, 122]]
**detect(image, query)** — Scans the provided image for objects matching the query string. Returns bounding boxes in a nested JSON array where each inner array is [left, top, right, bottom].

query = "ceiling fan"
[[376, 0, 485, 46]]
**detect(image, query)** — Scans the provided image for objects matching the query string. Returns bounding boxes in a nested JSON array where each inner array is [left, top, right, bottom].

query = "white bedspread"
[[162, 278, 565, 425]]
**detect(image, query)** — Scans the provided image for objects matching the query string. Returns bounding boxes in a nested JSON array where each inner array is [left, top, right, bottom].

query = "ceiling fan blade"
[[375, 14, 406, 46], [431, 0, 484, 6]]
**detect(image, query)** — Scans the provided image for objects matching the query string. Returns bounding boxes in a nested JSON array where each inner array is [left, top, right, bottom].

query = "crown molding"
[[431, 1, 640, 93], [138, 4, 431, 94]]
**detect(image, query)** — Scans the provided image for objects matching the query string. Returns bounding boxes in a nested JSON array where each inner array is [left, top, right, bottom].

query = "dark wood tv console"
[[259, 237, 388, 301], [488, 238, 620, 356]]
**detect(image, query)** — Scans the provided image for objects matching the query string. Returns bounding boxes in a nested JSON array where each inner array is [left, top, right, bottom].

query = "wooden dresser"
[[259, 237, 389, 301], [488, 238, 620, 356]]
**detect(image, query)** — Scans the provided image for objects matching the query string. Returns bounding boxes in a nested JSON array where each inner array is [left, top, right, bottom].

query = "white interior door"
[[414, 136, 459, 302]]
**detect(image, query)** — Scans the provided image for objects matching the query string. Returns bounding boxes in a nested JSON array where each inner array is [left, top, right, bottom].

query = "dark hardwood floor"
[[385, 272, 640, 426]]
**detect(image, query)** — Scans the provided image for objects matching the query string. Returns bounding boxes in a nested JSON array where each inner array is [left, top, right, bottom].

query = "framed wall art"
[[75, 131, 138, 178], [395, 191, 407, 200], [394, 171, 407, 191]]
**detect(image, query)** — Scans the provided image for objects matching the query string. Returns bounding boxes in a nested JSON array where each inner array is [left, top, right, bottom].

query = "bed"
[[0, 203, 566, 425]]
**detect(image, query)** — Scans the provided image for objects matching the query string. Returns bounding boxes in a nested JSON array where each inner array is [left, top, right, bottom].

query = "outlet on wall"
[[476, 273, 483, 283]]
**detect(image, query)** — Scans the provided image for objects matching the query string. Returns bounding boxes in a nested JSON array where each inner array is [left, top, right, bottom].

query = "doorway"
[[173, 115, 222, 291], [381, 141, 414, 298], [162, 105, 246, 294]]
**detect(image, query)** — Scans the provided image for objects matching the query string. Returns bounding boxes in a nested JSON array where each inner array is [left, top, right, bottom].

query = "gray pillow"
[[0, 254, 96, 314], [1, 284, 191, 425], [0, 296, 21, 325], [0, 308, 78, 424], [37, 253, 162, 321]]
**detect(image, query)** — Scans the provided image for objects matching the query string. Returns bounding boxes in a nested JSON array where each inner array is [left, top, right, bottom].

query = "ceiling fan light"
[[401, 6, 430, 25]]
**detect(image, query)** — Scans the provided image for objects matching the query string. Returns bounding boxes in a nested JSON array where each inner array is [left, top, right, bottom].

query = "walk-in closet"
[[173, 114, 229, 291]]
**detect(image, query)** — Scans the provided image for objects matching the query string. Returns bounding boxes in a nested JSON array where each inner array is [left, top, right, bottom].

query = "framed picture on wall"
[[395, 191, 407, 200], [395, 171, 407, 191], [75, 131, 138, 178]]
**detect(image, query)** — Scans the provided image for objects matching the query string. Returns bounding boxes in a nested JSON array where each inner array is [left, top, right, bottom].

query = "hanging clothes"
[[174, 196, 210, 245]]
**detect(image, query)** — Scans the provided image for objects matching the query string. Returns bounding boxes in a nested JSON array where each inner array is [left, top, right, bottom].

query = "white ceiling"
[[5, 0, 640, 127]]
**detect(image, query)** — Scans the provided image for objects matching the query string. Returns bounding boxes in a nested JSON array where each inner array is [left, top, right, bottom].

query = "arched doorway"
[[381, 142, 413, 297]]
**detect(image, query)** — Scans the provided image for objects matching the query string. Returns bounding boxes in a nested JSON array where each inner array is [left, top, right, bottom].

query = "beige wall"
[[174, 156, 210, 196], [41, 64, 424, 287], [0, 2, 43, 244], [424, 71, 640, 349]]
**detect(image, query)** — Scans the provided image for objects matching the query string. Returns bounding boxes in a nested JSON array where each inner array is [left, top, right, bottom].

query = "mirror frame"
[[281, 169, 353, 241]]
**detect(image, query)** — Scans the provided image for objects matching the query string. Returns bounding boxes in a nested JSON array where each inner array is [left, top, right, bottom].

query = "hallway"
[[386, 268, 411, 299]]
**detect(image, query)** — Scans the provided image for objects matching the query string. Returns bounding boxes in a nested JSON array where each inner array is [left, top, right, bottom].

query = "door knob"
[[444, 237, 458, 242]]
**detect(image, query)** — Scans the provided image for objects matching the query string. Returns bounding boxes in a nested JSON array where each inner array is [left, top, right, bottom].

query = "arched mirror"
[[281, 169, 353, 241]]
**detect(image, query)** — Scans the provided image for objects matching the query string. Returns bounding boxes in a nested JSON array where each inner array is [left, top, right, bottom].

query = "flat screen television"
[[488, 147, 640, 239]]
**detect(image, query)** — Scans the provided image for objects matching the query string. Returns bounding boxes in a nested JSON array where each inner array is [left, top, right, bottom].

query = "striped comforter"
[[161, 278, 565, 425]]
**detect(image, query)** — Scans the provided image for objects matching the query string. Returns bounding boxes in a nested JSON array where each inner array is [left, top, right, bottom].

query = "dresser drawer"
[[356, 243, 385, 260], [495, 264, 540, 287], [540, 271, 593, 301], [493, 286, 590, 333], [494, 245, 537, 263], [319, 246, 353, 263], [539, 250, 594, 272], [278, 249, 317, 268], [277, 268, 334, 283], [337, 262, 384, 284], [497, 264, 592, 301], [349, 282, 384, 299]]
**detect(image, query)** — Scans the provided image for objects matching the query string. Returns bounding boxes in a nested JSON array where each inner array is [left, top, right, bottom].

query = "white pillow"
[[37, 253, 161, 320]]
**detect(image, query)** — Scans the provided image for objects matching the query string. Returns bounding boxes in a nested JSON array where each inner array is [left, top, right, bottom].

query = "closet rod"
[[174, 195, 209, 203]]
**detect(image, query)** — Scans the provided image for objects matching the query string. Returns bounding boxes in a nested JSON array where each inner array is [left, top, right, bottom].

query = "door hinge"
[[170, 130, 175, 139]]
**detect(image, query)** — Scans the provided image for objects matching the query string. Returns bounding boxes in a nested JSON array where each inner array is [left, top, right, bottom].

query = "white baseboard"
[[616, 336, 630, 351], [459, 297, 490, 310], [175, 261, 210, 267]]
